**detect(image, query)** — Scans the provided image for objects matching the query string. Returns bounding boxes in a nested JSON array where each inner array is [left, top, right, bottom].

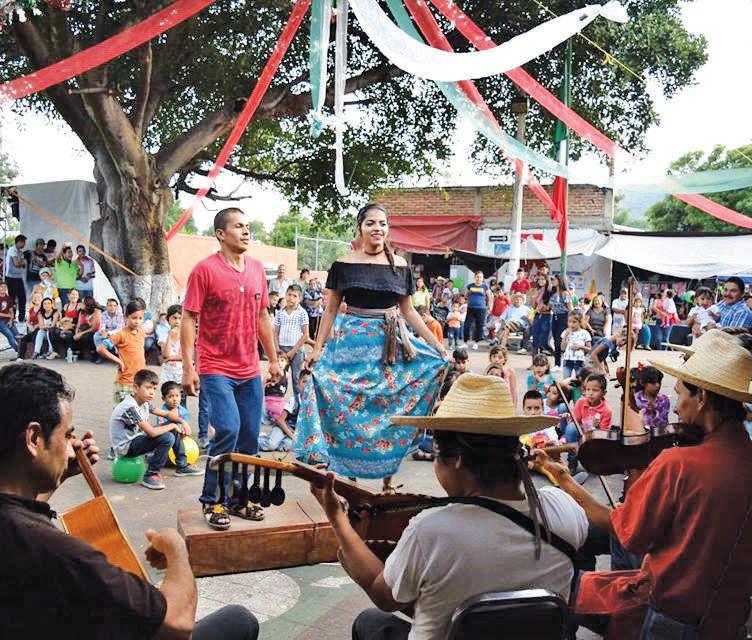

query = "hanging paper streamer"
[[427, 0, 752, 228], [333, 0, 350, 196], [349, 0, 627, 82], [165, 0, 312, 240], [309, 0, 332, 138], [0, 0, 218, 103], [391, 0, 562, 220]]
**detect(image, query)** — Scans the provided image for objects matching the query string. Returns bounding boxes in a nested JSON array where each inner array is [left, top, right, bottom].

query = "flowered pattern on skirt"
[[294, 313, 447, 479]]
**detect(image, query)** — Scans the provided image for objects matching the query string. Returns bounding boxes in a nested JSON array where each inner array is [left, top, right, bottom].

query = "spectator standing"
[[160, 304, 184, 386], [53, 244, 79, 306], [712, 276, 752, 329], [75, 245, 96, 297], [0, 281, 19, 354], [650, 289, 670, 349], [510, 267, 532, 296], [274, 284, 310, 395], [297, 268, 311, 290], [303, 277, 324, 341], [181, 207, 281, 531], [4, 234, 27, 322], [97, 298, 146, 403], [548, 275, 573, 371], [43, 239, 57, 264], [412, 276, 431, 310], [464, 271, 492, 350], [25, 238, 48, 300], [267, 263, 292, 297], [611, 288, 629, 333]]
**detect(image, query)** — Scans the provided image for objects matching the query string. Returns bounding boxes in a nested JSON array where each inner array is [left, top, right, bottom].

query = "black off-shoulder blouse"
[[326, 261, 415, 309]]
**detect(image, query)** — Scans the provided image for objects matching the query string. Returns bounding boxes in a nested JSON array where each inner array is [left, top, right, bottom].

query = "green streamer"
[[384, 0, 752, 195], [309, 0, 332, 138]]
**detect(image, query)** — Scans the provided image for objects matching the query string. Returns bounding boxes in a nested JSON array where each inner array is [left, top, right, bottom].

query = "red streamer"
[[428, 0, 752, 231], [0, 0, 218, 102], [164, 0, 312, 240], [402, 0, 562, 221]]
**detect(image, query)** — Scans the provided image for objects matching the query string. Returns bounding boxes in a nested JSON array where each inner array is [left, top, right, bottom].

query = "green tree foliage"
[[164, 202, 198, 235], [647, 144, 752, 232], [267, 210, 350, 270], [612, 193, 647, 228], [0, 147, 17, 184], [0, 1, 707, 228]]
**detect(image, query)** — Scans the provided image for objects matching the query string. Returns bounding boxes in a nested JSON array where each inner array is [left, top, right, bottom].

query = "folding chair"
[[446, 589, 569, 640]]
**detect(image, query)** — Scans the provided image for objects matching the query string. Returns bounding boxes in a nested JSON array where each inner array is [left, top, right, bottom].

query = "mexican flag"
[[552, 39, 572, 273]]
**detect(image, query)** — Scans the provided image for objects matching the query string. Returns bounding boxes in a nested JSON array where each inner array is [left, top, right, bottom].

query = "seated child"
[[687, 287, 717, 340], [156, 381, 192, 432], [521, 390, 560, 485], [526, 354, 555, 395], [544, 384, 570, 435], [258, 369, 310, 452], [263, 352, 289, 424], [572, 373, 613, 433], [634, 365, 670, 430], [109, 369, 203, 490]]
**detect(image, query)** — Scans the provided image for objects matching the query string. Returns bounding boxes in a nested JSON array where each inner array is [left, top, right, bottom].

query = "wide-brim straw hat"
[[391, 373, 559, 436], [650, 329, 752, 402]]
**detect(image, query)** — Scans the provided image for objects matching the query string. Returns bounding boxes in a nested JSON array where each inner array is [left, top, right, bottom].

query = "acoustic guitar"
[[59, 448, 150, 582]]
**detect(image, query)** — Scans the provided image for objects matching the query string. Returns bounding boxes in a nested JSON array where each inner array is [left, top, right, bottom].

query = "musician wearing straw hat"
[[310, 374, 588, 640], [536, 329, 752, 639]]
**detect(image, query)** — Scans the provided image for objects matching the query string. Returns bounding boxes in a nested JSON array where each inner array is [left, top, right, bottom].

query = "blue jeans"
[[552, 313, 568, 366], [199, 374, 263, 505], [562, 359, 584, 379], [198, 388, 211, 440], [126, 431, 186, 475], [531, 313, 552, 354], [0, 322, 18, 352], [446, 326, 462, 347], [258, 426, 293, 452], [34, 328, 55, 355], [638, 325, 651, 348], [651, 324, 668, 350]]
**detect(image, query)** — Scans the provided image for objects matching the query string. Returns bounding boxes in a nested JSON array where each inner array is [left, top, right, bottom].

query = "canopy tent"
[[521, 228, 606, 259], [388, 215, 482, 254], [595, 232, 752, 279]]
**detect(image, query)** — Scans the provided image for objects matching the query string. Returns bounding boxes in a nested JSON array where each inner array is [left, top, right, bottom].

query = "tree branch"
[[131, 42, 153, 139]]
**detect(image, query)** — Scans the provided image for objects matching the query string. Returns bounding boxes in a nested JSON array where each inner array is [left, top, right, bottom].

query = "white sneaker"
[[471, 343, 478, 351]]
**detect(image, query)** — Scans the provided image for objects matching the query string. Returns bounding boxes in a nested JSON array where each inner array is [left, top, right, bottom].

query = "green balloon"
[[112, 455, 147, 483]]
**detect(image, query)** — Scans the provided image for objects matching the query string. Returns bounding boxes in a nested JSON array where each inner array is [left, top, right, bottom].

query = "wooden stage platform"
[[177, 499, 339, 577]]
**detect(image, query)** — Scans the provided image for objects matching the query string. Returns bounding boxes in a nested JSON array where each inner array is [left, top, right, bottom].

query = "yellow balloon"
[[168, 436, 200, 466]]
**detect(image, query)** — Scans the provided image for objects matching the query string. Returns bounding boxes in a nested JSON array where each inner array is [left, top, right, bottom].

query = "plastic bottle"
[[66, 347, 73, 363]]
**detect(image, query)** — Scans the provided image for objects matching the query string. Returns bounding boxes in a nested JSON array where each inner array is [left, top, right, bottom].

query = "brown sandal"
[[229, 504, 265, 521]]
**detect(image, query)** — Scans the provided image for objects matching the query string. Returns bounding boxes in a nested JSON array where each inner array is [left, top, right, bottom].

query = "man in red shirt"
[[182, 208, 281, 530], [537, 329, 752, 638], [509, 268, 531, 296]]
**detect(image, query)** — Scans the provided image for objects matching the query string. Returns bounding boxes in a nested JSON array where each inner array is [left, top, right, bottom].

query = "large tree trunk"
[[90, 157, 176, 311]]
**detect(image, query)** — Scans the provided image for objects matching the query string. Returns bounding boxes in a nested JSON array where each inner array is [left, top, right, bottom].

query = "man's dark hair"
[[161, 381, 181, 398], [166, 303, 182, 318], [76, 244, 86, 252], [213, 207, 244, 232], [0, 364, 74, 455], [106, 298, 118, 305], [452, 347, 468, 362], [585, 373, 608, 392], [286, 283, 302, 295], [725, 276, 745, 294], [299, 268, 310, 276], [434, 430, 521, 485], [522, 389, 543, 404], [124, 298, 146, 317], [134, 369, 159, 387], [14, 234, 26, 245], [46, 239, 57, 248]]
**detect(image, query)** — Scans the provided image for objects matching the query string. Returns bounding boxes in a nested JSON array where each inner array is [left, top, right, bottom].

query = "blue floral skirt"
[[294, 313, 447, 479]]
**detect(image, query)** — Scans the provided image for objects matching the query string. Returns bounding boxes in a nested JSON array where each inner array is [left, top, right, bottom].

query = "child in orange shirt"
[[418, 306, 444, 343], [97, 298, 147, 404]]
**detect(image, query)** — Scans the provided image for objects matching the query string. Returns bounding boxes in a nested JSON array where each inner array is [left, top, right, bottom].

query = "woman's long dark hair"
[[357, 203, 397, 274]]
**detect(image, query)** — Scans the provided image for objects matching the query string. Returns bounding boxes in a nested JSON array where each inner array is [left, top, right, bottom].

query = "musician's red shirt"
[[575, 426, 752, 638]]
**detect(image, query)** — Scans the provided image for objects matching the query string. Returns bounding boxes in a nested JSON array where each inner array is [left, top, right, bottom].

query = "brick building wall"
[[371, 184, 612, 230]]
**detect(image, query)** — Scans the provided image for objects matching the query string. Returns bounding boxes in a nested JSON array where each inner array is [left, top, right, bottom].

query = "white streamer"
[[348, 0, 628, 82], [334, 0, 350, 196]]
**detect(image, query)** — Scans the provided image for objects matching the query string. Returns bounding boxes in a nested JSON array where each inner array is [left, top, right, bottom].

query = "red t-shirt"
[[0, 295, 14, 324], [572, 397, 612, 431], [510, 278, 531, 295], [183, 253, 269, 379], [491, 294, 510, 317], [576, 428, 752, 638]]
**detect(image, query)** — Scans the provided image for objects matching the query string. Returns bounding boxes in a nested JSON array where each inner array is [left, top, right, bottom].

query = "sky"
[[1, 0, 750, 233]]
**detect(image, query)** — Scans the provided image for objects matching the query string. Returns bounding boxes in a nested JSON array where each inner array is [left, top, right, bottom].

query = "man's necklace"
[[224, 256, 246, 292]]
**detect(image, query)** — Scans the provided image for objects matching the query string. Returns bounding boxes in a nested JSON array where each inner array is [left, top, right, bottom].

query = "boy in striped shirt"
[[274, 284, 309, 395]]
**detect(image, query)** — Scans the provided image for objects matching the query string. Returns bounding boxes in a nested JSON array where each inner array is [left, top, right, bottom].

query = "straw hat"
[[391, 373, 559, 436], [650, 330, 752, 402]]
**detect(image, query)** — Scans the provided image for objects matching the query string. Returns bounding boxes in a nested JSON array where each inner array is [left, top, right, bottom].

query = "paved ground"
[[0, 343, 688, 639]]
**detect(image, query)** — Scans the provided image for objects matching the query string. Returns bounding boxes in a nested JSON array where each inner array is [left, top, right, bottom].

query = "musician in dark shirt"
[[0, 363, 258, 640]]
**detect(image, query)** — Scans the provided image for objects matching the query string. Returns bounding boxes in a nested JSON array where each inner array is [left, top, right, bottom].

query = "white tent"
[[523, 228, 606, 259], [595, 232, 752, 279]]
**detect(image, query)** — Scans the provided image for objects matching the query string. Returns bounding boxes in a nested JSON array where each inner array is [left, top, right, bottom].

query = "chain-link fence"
[[295, 234, 351, 271]]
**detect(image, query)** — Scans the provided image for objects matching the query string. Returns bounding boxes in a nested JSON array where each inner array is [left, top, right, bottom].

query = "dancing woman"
[[295, 204, 449, 492]]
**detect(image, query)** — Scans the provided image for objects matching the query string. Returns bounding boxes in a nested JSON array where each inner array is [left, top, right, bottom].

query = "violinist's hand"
[[310, 472, 349, 525], [533, 449, 570, 484]]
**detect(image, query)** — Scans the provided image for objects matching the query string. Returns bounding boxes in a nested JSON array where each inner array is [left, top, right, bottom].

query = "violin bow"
[[621, 278, 635, 433], [555, 380, 618, 509]]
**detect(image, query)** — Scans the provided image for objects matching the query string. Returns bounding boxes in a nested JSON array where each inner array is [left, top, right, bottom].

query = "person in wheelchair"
[[536, 329, 752, 639], [310, 374, 588, 640]]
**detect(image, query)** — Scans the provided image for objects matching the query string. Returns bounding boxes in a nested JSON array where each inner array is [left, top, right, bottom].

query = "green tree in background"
[[647, 144, 752, 232], [164, 202, 268, 241], [612, 193, 647, 229], [267, 210, 350, 270], [0, 148, 17, 184]]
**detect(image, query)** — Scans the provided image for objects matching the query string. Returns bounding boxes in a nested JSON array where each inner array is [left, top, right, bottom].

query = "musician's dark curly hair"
[[433, 430, 521, 485], [0, 363, 74, 455]]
